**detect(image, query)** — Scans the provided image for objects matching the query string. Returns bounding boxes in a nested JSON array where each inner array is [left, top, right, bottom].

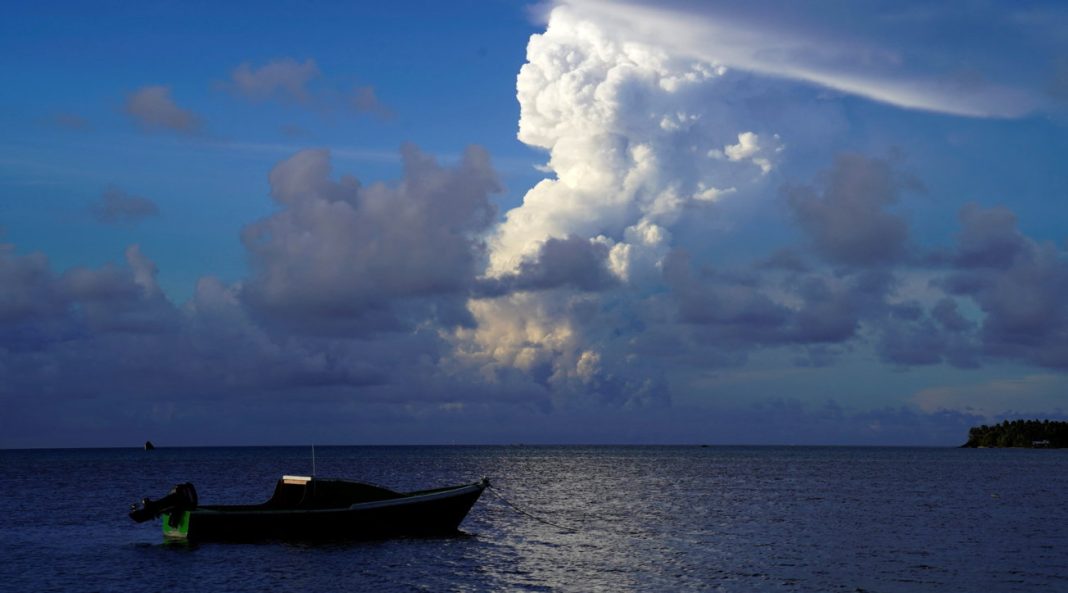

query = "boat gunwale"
[[192, 481, 485, 515]]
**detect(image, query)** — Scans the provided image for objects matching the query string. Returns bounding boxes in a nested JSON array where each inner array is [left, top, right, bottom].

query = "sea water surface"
[[1, 446, 1066, 592]]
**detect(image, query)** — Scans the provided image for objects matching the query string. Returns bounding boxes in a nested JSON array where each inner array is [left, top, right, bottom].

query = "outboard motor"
[[129, 482, 198, 523]]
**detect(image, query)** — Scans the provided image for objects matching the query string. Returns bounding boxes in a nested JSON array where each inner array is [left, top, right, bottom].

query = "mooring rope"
[[485, 484, 578, 533], [485, 484, 658, 538]]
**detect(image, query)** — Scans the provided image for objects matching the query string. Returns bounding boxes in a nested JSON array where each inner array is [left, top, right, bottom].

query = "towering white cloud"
[[458, 5, 782, 408], [457, 1, 1064, 411], [489, 6, 778, 277]]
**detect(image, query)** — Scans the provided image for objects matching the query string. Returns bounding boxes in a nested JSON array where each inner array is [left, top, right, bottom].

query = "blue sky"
[[1, 0, 544, 299], [2, 0, 1068, 447]]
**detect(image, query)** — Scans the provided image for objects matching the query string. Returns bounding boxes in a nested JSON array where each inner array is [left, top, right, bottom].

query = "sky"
[[2, 0, 1068, 448]]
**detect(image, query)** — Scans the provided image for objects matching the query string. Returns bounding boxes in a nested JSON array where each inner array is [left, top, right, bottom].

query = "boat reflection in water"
[[129, 475, 488, 542]]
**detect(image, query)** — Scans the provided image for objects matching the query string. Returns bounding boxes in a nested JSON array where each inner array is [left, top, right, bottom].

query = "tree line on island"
[[963, 419, 1068, 448]]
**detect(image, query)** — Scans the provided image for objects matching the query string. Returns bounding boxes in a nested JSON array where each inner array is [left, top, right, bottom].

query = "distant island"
[[963, 420, 1068, 448]]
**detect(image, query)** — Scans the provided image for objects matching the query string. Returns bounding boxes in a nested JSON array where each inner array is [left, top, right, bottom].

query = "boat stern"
[[161, 510, 191, 540]]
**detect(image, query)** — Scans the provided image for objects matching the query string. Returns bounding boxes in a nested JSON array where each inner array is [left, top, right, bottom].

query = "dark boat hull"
[[161, 481, 486, 542]]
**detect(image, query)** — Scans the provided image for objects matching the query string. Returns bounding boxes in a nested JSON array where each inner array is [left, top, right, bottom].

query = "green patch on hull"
[[162, 511, 190, 539]]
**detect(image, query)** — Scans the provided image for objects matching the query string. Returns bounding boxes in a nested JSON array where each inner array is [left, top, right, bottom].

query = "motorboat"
[[129, 475, 488, 541]]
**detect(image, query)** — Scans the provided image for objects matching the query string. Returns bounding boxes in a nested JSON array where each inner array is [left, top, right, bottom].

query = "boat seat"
[[265, 477, 311, 509], [297, 479, 403, 509]]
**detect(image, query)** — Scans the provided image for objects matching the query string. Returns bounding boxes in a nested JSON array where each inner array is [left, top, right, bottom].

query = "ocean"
[[1, 446, 1066, 592]]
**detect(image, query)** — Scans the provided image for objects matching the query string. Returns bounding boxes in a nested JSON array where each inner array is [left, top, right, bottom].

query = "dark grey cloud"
[[89, 186, 159, 224], [931, 298, 972, 333], [482, 236, 617, 295], [869, 296, 981, 369], [876, 316, 948, 366], [124, 85, 201, 133], [940, 206, 1068, 368], [656, 204, 1037, 373], [0, 243, 487, 448], [60, 245, 180, 334], [789, 274, 865, 344], [5, 144, 1068, 447], [0, 247, 64, 325], [0, 244, 180, 372], [523, 150, 1068, 383], [759, 248, 810, 273], [664, 250, 792, 346], [241, 144, 499, 335], [952, 203, 1030, 269], [785, 153, 920, 266], [182, 275, 430, 394], [864, 201, 1068, 370], [875, 314, 980, 369], [662, 250, 895, 354]]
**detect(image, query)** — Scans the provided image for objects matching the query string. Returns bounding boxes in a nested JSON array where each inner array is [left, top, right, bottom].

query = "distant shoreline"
[[962, 420, 1068, 448]]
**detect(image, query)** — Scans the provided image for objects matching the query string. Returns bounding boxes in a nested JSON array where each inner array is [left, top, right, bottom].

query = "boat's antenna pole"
[[312, 444, 316, 476]]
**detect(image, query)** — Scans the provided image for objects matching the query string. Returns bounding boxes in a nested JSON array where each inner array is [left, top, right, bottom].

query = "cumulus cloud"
[[826, 199, 1068, 372], [460, 1, 966, 409], [227, 58, 321, 103], [0, 243, 181, 373], [713, 131, 781, 175], [60, 245, 179, 334], [457, 4, 794, 409], [89, 186, 159, 224], [457, 4, 1032, 412], [940, 204, 1068, 368], [224, 57, 393, 118], [455, 291, 671, 409], [124, 85, 201, 133], [6, 1, 1068, 447], [0, 233, 507, 447], [490, 4, 782, 278], [241, 144, 500, 335], [951, 204, 1031, 269], [661, 248, 912, 362], [663, 250, 791, 346], [4, 141, 510, 437], [349, 86, 393, 119]]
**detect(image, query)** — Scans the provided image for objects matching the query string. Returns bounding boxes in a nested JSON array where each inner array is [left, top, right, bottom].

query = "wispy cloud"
[[50, 112, 92, 131], [912, 374, 1068, 417], [226, 58, 321, 104], [89, 186, 159, 224], [562, 0, 1052, 117]]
